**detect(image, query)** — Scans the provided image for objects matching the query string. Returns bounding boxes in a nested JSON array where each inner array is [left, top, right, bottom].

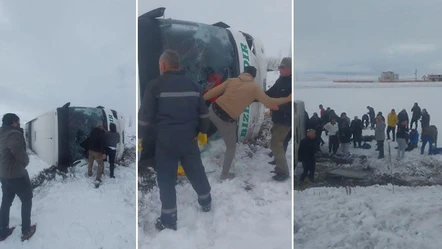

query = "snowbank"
[[295, 185, 442, 249]]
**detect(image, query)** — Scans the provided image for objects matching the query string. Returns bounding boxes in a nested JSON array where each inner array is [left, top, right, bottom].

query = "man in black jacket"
[[367, 106, 376, 129], [411, 102, 422, 129], [138, 49, 212, 231], [87, 123, 106, 183], [421, 109, 430, 129], [298, 129, 317, 183], [351, 116, 363, 148], [266, 57, 292, 181]]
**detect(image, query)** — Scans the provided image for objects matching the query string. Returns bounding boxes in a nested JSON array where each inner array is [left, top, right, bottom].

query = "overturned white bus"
[[138, 7, 268, 143], [25, 103, 125, 167]]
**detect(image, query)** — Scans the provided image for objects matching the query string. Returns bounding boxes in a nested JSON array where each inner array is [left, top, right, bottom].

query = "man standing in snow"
[[351, 116, 363, 148], [324, 117, 339, 155], [421, 109, 430, 129], [375, 116, 386, 159], [319, 104, 325, 118], [138, 49, 212, 231], [298, 129, 317, 184], [396, 120, 409, 160], [410, 102, 422, 130], [87, 123, 106, 184], [0, 114, 36, 241], [367, 106, 376, 129], [338, 121, 352, 155], [387, 109, 397, 141], [204, 62, 292, 181]]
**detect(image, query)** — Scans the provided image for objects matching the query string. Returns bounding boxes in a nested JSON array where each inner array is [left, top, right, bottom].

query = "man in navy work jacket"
[[138, 49, 212, 231]]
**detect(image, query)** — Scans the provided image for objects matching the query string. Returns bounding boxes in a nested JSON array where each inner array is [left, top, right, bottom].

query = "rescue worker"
[[0, 114, 36, 241], [387, 109, 397, 141], [298, 129, 317, 184], [138, 49, 212, 231], [410, 102, 422, 129], [204, 64, 292, 181]]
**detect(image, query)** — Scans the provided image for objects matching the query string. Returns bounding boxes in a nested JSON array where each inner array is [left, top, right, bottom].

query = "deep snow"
[[0, 132, 136, 248], [295, 80, 442, 248], [138, 71, 292, 249]]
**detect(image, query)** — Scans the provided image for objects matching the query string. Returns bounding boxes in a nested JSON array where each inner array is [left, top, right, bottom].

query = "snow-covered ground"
[[295, 80, 442, 248], [138, 71, 292, 249], [0, 131, 136, 248]]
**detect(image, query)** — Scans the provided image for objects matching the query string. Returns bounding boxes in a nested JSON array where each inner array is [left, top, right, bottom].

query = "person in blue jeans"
[[421, 125, 438, 155]]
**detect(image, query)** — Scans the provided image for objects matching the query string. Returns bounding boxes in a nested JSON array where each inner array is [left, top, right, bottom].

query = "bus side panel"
[[57, 107, 70, 166], [294, 101, 306, 165], [32, 111, 59, 166]]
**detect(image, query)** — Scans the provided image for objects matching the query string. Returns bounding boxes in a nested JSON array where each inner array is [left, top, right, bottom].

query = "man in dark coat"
[[351, 116, 363, 148], [411, 102, 422, 129], [87, 123, 106, 183], [298, 129, 317, 183], [361, 114, 369, 129], [397, 109, 409, 129], [421, 109, 430, 129], [367, 106, 376, 129], [138, 49, 212, 231]]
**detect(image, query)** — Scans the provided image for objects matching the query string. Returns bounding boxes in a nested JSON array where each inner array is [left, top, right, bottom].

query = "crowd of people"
[[297, 102, 438, 185]]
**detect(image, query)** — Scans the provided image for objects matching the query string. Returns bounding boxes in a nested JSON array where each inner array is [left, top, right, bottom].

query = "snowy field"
[[295, 80, 442, 248], [138, 71, 292, 249], [0, 131, 136, 248]]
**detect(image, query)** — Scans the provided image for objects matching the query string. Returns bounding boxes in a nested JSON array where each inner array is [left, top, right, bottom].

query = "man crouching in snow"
[[0, 114, 36, 241], [138, 50, 212, 231]]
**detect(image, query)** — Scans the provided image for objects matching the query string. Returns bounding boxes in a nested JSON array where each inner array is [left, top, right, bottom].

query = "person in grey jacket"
[[375, 116, 386, 159], [105, 123, 120, 178], [0, 113, 36, 241]]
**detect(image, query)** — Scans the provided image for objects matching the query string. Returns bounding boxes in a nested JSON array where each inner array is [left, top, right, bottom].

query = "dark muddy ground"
[[294, 152, 442, 190]]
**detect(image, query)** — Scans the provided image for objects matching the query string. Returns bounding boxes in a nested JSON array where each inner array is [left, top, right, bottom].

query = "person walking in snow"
[[105, 123, 120, 178], [324, 117, 340, 155], [375, 116, 386, 159], [298, 129, 317, 183], [387, 109, 398, 141], [396, 120, 409, 160], [0, 114, 36, 241], [138, 49, 212, 231], [410, 102, 422, 130], [421, 125, 437, 155], [367, 106, 376, 129], [351, 116, 363, 148], [87, 123, 107, 184], [421, 109, 430, 129]]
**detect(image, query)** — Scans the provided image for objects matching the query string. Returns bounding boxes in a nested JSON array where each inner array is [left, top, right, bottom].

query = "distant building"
[[379, 71, 398, 81], [425, 74, 442, 82]]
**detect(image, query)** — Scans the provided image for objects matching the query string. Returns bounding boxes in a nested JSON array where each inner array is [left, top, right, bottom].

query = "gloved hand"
[[177, 165, 185, 176], [138, 139, 143, 151], [195, 132, 208, 146]]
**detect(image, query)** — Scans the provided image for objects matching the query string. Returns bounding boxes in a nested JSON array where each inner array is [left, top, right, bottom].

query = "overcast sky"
[[138, 0, 292, 58], [0, 1, 135, 123], [295, 0, 442, 77]]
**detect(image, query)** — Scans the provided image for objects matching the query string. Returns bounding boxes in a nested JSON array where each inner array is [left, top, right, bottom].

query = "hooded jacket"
[[387, 112, 398, 127], [0, 125, 30, 179]]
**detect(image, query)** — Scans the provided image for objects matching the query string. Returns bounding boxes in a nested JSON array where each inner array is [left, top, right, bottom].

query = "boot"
[[21, 224, 37, 242], [155, 218, 177, 231], [272, 172, 289, 181]]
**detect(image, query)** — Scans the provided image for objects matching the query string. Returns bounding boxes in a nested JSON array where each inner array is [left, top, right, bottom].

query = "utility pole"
[[415, 69, 417, 81]]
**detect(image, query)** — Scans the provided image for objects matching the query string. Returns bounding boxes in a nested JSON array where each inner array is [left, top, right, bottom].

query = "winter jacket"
[[367, 107, 375, 118], [297, 137, 316, 163], [105, 131, 120, 149], [0, 126, 30, 179], [422, 125, 438, 145], [421, 113, 430, 128], [396, 124, 409, 139], [409, 131, 419, 144], [265, 75, 292, 126], [387, 112, 398, 127], [320, 108, 325, 117], [307, 117, 322, 131], [411, 105, 422, 119], [398, 111, 409, 125], [324, 122, 339, 136], [338, 117, 351, 128], [377, 114, 385, 122], [338, 125, 352, 143], [350, 119, 363, 135], [88, 127, 106, 154], [139, 70, 210, 141], [375, 122, 386, 141], [362, 114, 369, 122]]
